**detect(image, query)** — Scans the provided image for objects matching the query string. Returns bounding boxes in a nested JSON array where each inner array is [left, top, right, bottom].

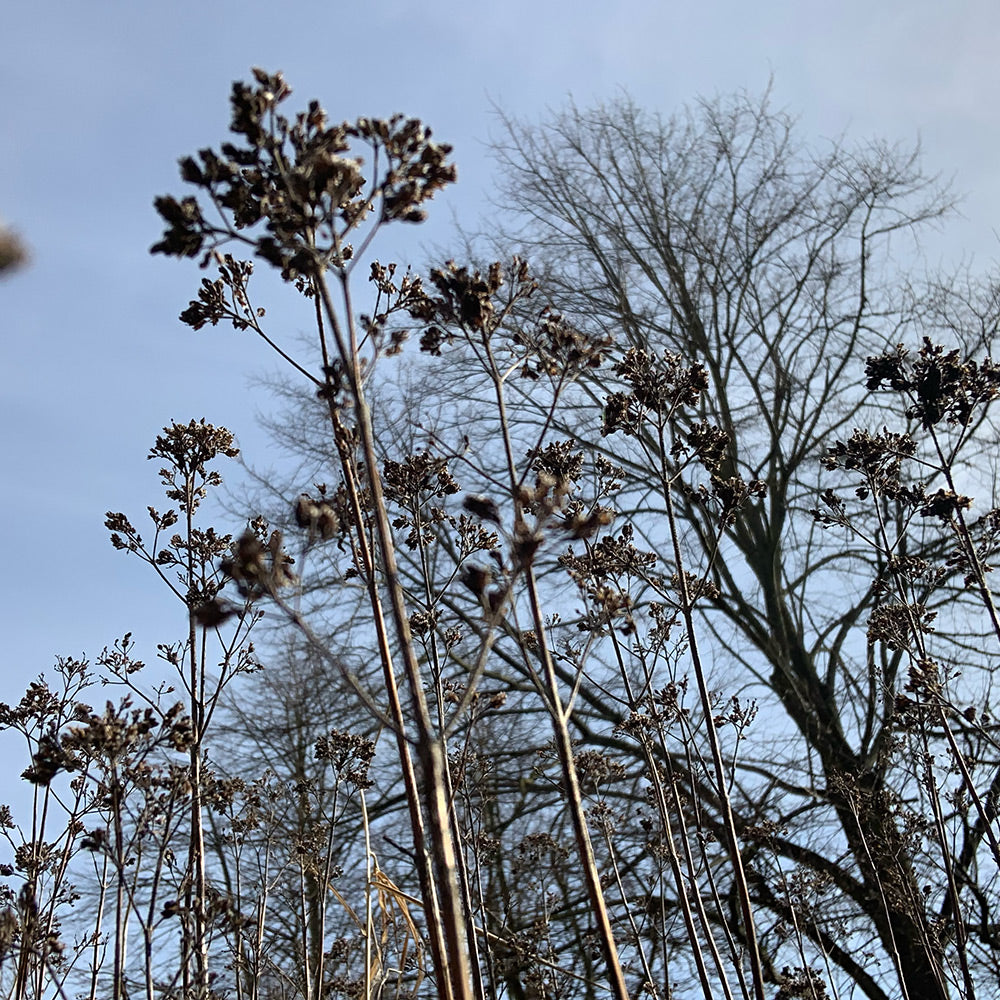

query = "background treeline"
[[2, 71, 1000, 1000]]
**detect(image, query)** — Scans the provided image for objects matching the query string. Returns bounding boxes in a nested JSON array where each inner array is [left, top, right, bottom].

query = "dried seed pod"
[[463, 494, 502, 524], [487, 587, 507, 615], [295, 495, 319, 527], [564, 506, 615, 539], [512, 523, 543, 567], [316, 505, 339, 539], [460, 565, 491, 599], [193, 598, 238, 627]]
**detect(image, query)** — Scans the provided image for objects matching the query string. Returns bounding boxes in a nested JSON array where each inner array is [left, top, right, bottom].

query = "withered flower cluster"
[[148, 419, 240, 513], [0, 221, 27, 274], [406, 257, 610, 379], [866, 337, 1000, 429], [294, 494, 340, 542], [314, 728, 376, 790], [152, 68, 456, 281], [602, 347, 709, 435]]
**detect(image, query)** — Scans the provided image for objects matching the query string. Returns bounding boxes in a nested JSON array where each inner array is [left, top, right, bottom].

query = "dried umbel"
[[602, 347, 709, 436], [152, 68, 456, 281], [462, 494, 501, 525], [866, 337, 1000, 429], [821, 428, 917, 498], [381, 452, 460, 505], [527, 440, 584, 499], [418, 260, 503, 332], [407, 257, 610, 379], [148, 419, 240, 514], [314, 727, 376, 789], [511, 307, 610, 379]]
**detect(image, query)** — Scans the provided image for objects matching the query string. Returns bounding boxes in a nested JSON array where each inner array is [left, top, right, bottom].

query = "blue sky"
[[2, 0, 998, 761]]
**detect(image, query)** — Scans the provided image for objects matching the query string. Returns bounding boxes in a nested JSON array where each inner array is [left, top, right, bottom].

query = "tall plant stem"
[[481, 336, 630, 1000], [313, 270, 474, 1000], [184, 486, 209, 996], [663, 482, 767, 1000]]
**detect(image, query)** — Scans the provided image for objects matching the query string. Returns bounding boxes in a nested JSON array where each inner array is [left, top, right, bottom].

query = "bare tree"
[[8, 74, 1000, 1000], [187, 85, 1000, 1000], [468, 91, 1000, 999]]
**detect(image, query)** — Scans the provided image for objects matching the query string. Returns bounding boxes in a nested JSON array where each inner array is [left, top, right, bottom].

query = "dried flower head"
[[153, 70, 456, 282]]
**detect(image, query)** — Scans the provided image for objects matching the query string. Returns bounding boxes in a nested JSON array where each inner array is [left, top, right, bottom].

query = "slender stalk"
[[313, 269, 474, 1000], [663, 482, 766, 1000], [185, 478, 209, 997], [479, 331, 630, 1000]]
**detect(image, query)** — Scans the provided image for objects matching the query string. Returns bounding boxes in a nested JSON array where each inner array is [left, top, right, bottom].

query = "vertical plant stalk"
[[600, 822, 659, 994], [88, 855, 110, 1000], [110, 768, 130, 1000], [184, 480, 210, 997], [521, 570, 631, 1000], [361, 789, 376, 1000], [313, 271, 474, 1000], [923, 429, 1000, 867], [413, 503, 489, 1000], [480, 335, 630, 1000], [864, 469, 982, 997], [607, 629, 736, 1000], [663, 483, 767, 1000]]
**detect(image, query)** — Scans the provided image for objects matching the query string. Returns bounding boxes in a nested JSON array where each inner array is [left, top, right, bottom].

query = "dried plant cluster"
[[3, 71, 1000, 1000]]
